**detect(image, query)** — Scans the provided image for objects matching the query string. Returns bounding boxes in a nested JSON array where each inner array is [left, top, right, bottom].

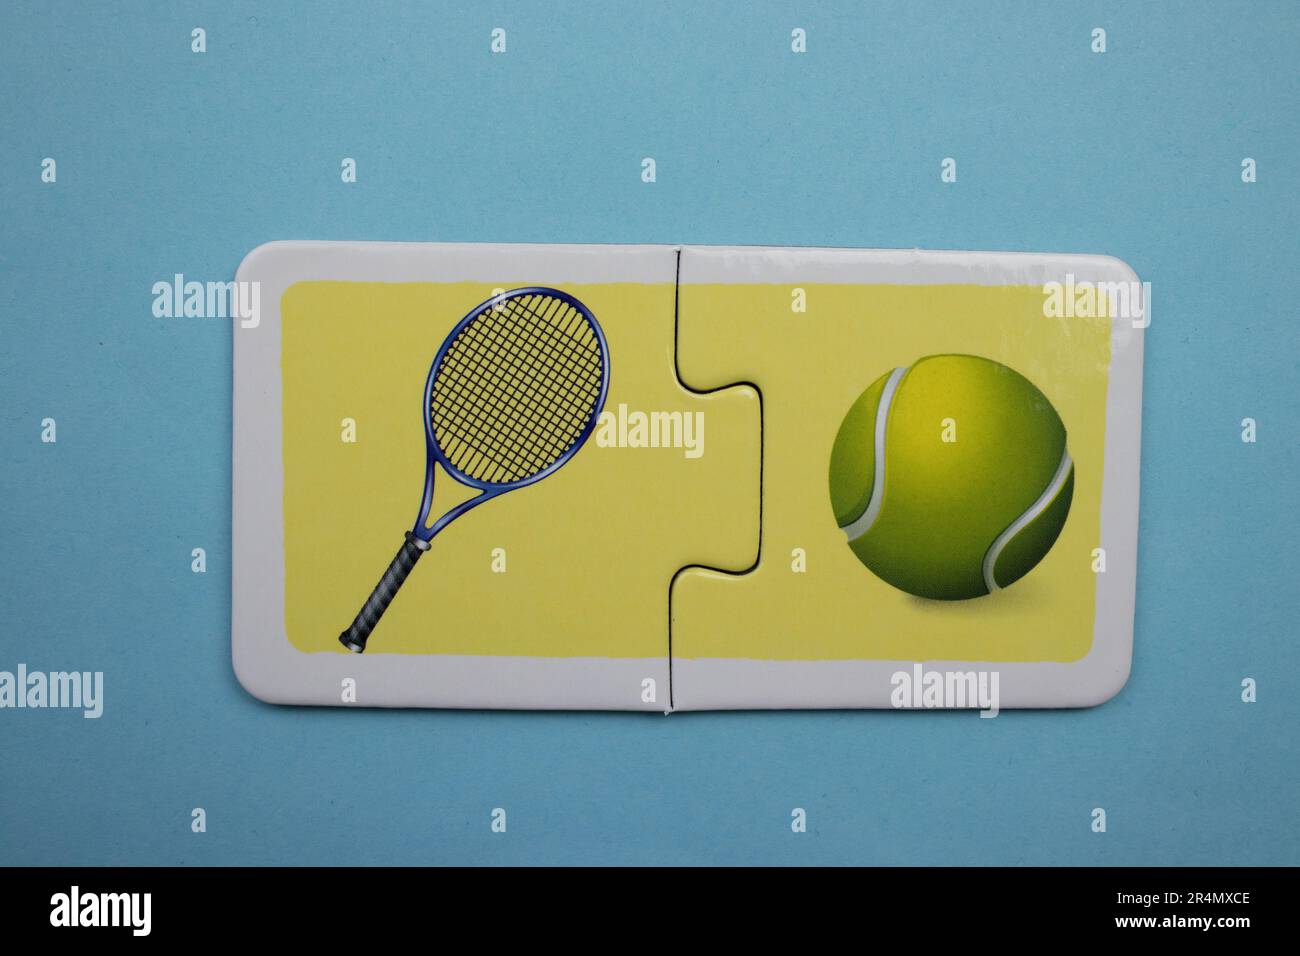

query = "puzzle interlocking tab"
[[232, 242, 1142, 711]]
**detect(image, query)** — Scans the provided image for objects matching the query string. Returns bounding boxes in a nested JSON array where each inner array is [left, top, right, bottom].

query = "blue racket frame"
[[412, 286, 610, 543]]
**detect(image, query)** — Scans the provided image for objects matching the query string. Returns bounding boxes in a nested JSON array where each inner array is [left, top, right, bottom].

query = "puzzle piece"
[[671, 246, 1143, 709], [232, 242, 759, 709]]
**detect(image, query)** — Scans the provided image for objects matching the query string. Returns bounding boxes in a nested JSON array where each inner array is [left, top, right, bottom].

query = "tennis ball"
[[828, 354, 1074, 600]]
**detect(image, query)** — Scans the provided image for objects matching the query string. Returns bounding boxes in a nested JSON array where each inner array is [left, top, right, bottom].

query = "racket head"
[[414, 286, 609, 537]]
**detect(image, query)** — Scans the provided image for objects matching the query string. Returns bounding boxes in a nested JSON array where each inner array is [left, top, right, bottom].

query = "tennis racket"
[[338, 286, 610, 653]]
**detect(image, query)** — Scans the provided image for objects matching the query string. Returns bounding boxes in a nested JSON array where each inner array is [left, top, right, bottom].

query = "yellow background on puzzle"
[[282, 280, 1111, 663], [673, 283, 1111, 663], [280, 280, 758, 658]]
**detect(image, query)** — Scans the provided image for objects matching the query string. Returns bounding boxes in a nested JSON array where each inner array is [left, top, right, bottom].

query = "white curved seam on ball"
[[981, 447, 1073, 592], [842, 367, 906, 543]]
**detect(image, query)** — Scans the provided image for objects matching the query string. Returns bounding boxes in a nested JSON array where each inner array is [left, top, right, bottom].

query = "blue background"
[[2, 1, 1296, 865]]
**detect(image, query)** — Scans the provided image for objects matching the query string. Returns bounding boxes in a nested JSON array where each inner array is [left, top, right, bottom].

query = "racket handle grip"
[[339, 532, 429, 653]]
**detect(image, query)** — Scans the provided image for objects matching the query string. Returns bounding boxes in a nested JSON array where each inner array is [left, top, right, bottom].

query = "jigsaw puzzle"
[[232, 242, 1142, 711]]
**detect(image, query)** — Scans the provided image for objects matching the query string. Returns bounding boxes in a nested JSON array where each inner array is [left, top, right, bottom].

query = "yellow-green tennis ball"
[[828, 354, 1074, 600]]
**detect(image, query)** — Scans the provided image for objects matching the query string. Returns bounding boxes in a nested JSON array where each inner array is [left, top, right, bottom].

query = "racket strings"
[[430, 293, 605, 484], [464, 307, 601, 473], [452, 298, 600, 457], [437, 323, 599, 481], [438, 300, 599, 472]]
